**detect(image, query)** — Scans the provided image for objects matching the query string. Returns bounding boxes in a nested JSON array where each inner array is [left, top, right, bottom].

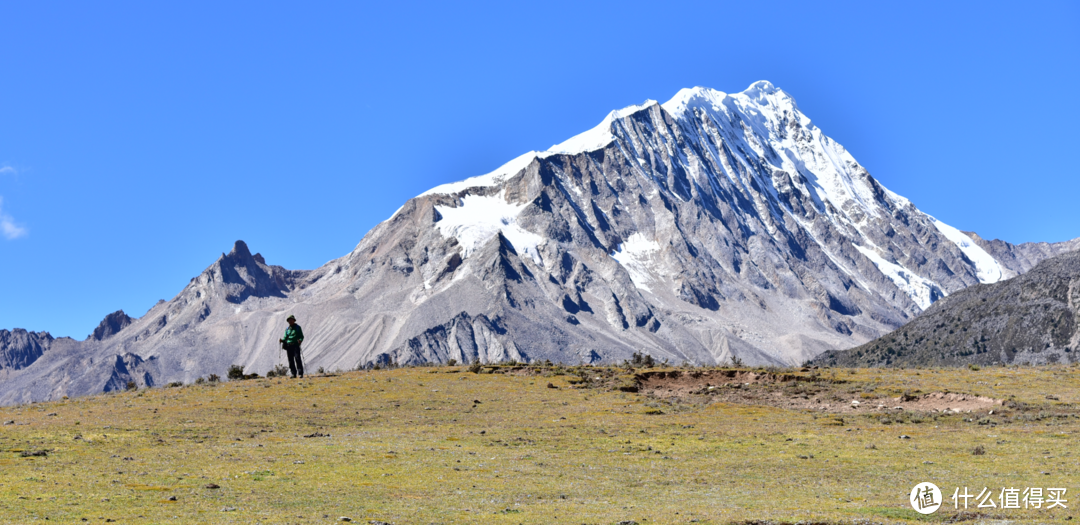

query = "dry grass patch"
[[0, 364, 1077, 523]]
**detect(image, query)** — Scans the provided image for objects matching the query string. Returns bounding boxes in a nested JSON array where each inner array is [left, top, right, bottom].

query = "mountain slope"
[[3, 81, 1078, 404], [810, 249, 1080, 367]]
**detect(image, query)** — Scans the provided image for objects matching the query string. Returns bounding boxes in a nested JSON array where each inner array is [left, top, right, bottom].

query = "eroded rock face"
[[3, 82, 1078, 404], [0, 329, 54, 370], [812, 249, 1080, 367], [102, 353, 154, 393]]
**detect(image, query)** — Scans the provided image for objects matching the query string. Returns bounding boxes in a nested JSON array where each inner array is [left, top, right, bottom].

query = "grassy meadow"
[[1, 363, 1078, 524]]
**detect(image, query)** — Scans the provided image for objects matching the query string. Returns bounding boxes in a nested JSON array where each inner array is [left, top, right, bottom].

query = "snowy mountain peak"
[[738, 82, 801, 120], [746, 79, 777, 92], [418, 82, 1032, 317], [661, 82, 800, 122], [416, 82, 1056, 319], [425, 82, 809, 199], [741, 80, 786, 102], [660, 86, 727, 118]]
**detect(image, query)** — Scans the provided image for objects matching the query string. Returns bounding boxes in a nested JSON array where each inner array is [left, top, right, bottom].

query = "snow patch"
[[854, 245, 945, 310], [548, 101, 658, 155], [502, 225, 544, 266], [612, 233, 662, 292], [931, 218, 1004, 284], [433, 191, 544, 265], [422, 151, 540, 197]]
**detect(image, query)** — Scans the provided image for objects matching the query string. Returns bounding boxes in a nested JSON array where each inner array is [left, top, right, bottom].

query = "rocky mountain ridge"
[[811, 249, 1080, 367]]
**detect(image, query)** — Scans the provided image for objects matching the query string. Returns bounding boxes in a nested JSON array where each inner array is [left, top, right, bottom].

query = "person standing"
[[280, 314, 305, 378]]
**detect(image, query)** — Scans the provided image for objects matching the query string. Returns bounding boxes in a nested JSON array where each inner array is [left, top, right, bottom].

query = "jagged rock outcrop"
[[102, 353, 155, 392], [89, 311, 134, 341], [0, 329, 55, 370], [212, 240, 304, 303], [811, 249, 1080, 367]]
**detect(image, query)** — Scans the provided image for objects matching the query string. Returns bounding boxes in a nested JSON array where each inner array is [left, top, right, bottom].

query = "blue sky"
[[2, 1, 1078, 339]]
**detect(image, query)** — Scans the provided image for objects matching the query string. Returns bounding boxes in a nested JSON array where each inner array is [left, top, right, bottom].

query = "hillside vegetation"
[[1, 363, 1078, 524], [812, 250, 1079, 368]]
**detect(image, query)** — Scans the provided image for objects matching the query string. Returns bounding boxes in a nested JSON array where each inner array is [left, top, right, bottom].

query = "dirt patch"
[[636, 369, 1002, 415], [637, 369, 808, 397], [896, 392, 1002, 413]]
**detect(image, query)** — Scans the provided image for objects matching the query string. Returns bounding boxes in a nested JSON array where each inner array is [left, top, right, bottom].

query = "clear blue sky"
[[2, 1, 1078, 339]]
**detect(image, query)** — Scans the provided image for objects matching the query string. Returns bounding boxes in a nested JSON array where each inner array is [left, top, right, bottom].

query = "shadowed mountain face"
[[2, 82, 1078, 404], [810, 249, 1080, 367], [0, 329, 55, 370]]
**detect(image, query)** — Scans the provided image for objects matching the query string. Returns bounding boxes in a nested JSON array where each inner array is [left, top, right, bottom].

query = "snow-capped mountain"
[[3, 81, 1077, 404]]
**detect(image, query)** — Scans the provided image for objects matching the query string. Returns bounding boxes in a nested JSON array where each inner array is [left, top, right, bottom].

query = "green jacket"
[[282, 324, 304, 346]]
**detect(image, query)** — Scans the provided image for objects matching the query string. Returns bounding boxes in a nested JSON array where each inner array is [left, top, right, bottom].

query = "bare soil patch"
[[635, 369, 1003, 415]]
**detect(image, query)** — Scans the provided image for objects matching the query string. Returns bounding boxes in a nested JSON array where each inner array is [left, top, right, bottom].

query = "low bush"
[[227, 365, 245, 380]]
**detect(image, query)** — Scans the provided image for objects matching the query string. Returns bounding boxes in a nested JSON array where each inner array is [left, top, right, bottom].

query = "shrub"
[[468, 361, 483, 374], [227, 365, 245, 380], [625, 352, 655, 368], [125, 381, 137, 391], [447, 358, 458, 366], [195, 377, 205, 385], [166, 381, 183, 388], [207, 374, 220, 383]]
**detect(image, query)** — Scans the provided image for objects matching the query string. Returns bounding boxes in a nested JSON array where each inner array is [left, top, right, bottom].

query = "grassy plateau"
[[0, 363, 1077, 524]]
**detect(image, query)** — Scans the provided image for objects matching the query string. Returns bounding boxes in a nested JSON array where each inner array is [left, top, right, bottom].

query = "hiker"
[[280, 314, 305, 378]]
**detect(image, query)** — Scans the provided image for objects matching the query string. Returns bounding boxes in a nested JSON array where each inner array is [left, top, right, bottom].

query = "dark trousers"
[[285, 344, 304, 377]]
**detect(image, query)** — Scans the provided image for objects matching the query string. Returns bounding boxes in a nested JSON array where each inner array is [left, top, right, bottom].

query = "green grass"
[[0, 364, 1077, 524]]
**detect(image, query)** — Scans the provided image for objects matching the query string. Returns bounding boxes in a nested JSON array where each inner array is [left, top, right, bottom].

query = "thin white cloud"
[[0, 166, 15, 176], [0, 197, 27, 240]]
